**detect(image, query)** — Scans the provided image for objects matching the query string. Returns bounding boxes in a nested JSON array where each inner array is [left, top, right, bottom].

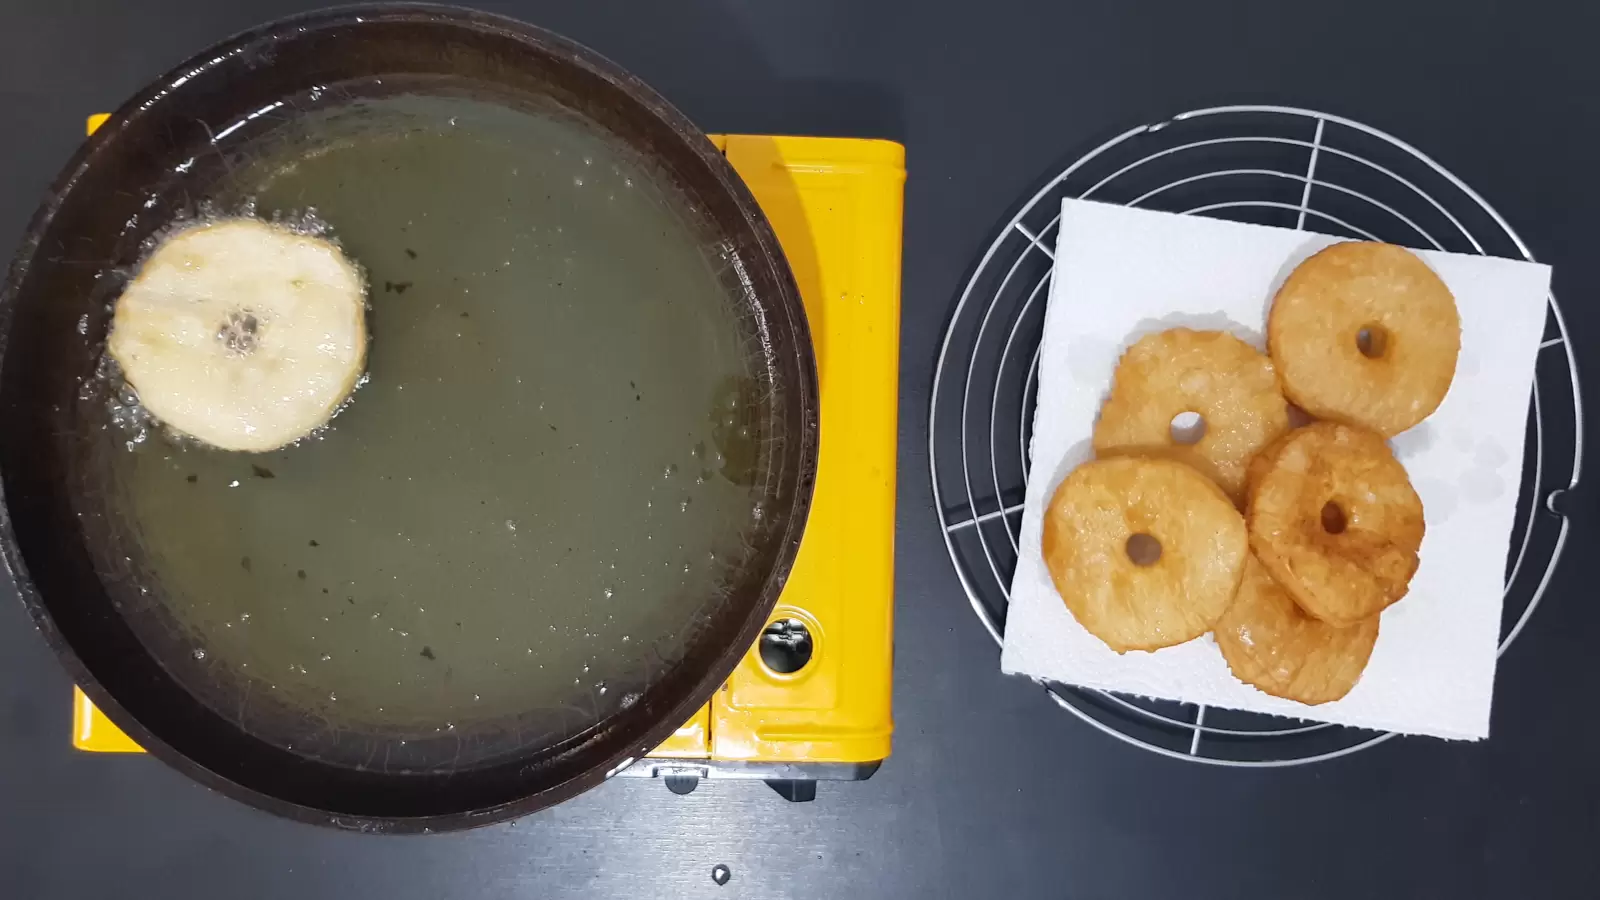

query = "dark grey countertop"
[[3, 2, 1599, 898]]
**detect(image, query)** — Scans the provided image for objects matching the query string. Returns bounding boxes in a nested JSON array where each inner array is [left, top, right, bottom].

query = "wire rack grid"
[[927, 105, 1584, 766]]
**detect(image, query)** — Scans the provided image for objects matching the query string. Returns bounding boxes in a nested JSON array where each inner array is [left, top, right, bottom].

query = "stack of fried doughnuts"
[[1042, 241, 1457, 705]]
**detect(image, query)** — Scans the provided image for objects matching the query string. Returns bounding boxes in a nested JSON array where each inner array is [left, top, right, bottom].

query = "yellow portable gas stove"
[[70, 115, 905, 801]]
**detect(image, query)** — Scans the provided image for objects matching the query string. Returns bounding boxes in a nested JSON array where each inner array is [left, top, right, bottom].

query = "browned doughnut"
[[1094, 328, 1290, 505], [1215, 554, 1380, 705], [1247, 422, 1424, 626], [1043, 457, 1248, 652], [1268, 242, 1459, 437]]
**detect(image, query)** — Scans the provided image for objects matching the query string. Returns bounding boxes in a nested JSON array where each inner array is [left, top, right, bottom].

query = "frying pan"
[[0, 5, 816, 831]]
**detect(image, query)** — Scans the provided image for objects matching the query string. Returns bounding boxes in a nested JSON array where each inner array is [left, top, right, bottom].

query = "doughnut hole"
[[1356, 324, 1390, 359], [1169, 410, 1207, 445], [1320, 500, 1348, 535], [1125, 533, 1163, 567]]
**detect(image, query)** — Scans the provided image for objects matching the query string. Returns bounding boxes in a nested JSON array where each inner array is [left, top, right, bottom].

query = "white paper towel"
[[999, 199, 1552, 740]]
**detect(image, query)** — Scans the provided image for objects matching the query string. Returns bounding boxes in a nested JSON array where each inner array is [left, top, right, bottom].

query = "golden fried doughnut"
[[1042, 457, 1247, 653], [1093, 328, 1289, 505], [1215, 554, 1380, 705], [1268, 242, 1459, 437], [1248, 422, 1424, 626]]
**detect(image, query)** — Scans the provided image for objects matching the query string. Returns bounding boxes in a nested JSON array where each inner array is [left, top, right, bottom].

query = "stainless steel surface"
[[617, 760, 880, 780], [928, 105, 1584, 765]]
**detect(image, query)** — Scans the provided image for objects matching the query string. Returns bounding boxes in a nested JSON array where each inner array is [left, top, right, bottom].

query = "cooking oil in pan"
[[97, 94, 774, 767]]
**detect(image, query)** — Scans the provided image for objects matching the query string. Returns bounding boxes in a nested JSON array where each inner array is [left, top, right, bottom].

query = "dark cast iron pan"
[[0, 5, 816, 832]]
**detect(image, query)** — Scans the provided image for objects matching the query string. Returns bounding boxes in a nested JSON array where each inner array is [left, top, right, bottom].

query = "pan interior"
[[78, 85, 777, 771]]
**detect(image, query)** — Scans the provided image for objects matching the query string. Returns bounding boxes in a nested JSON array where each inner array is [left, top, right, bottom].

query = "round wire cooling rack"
[[928, 105, 1585, 767]]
